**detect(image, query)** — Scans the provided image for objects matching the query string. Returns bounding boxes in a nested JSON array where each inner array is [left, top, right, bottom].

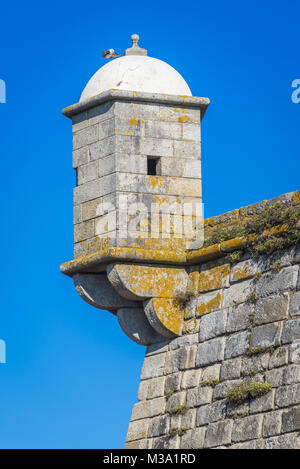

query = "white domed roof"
[[80, 55, 192, 102]]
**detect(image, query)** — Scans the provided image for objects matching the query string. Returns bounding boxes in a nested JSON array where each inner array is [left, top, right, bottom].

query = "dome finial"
[[131, 34, 139, 46], [125, 33, 147, 56]]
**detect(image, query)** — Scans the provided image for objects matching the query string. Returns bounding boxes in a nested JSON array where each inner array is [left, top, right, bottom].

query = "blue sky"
[[0, 0, 299, 448]]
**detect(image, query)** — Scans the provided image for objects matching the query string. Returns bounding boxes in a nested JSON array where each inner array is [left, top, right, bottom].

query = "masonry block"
[[204, 420, 233, 448], [196, 337, 225, 367]]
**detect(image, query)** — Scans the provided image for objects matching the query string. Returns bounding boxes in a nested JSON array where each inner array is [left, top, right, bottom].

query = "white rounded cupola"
[[80, 34, 192, 101]]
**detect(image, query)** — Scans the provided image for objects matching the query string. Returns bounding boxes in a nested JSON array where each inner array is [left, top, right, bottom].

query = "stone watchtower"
[[61, 34, 209, 342], [61, 35, 300, 449]]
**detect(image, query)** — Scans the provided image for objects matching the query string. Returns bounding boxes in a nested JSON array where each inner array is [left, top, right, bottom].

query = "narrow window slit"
[[147, 157, 160, 176]]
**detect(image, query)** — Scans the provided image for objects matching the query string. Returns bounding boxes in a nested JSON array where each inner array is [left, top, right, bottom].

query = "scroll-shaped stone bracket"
[[117, 308, 164, 345], [107, 263, 189, 340], [107, 264, 188, 300], [73, 272, 167, 345], [73, 264, 191, 345], [73, 273, 139, 313], [143, 298, 184, 338]]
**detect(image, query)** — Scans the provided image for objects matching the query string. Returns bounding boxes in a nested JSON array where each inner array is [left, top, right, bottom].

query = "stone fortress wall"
[[125, 192, 300, 449], [60, 38, 300, 449]]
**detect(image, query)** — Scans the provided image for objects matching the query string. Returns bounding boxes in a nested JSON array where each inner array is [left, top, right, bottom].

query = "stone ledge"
[[60, 247, 187, 277], [62, 89, 210, 119]]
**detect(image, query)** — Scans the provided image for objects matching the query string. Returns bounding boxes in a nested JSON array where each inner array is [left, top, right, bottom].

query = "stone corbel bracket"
[[72, 263, 189, 345], [60, 237, 251, 345]]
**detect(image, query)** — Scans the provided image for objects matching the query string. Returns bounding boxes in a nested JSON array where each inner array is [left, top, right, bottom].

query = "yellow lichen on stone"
[[247, 233, 258, 243], [129, 118, 138, 126], [220, 237, 247, 252], [292, 190, 300, 205], [151, 298, 184, 335], [112, 264, 187, 299], [263, 224, 289, 237], [147, 175, 164, 190], [178, 116, 190, 123], [187, 244, 221, 263], [187, 271, 200, 293], [196, 291, 223, 316], [231, 260, 255, 282], [182, 317, 198, 334], [198, 264, 229, 292]]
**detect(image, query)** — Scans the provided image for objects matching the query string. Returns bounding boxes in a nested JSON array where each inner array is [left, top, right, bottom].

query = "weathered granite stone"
[[118, 308, 165, 345], [223, 279, 255, 308], [186, 386, 213, 408], [165, 348, 188, 374], [73, 146, 89, 169], [165, 346, 196, 374], [283, 364, 300, 385], [265, 368, 285, 387], [152, 435, 179, 449], [124, 439, 149, 449], [226, 401, 249, 418], [263, 410, 282, 437], [226, 303, 251, 333], [268, 346, 288, 369], [147, 414, 170, 438], [195, 290, 223, 317], [281, 406, 300, 433], [181, 369, 201, 389], [249, 389, 275, 414], [201, 364, 221, 381], [250, 322, 282, 348], [138, 376, 165, 401], [213, 379, 243, 401], [290, 291, 300, 316], [196, 400, 227, 426], [232, 415, 263, 442], [146, 341, 169, 357], [256, 266, 298, 298], [291, 244, 300, 265], [289, 340, 300, 363], [275, 384, 300, 408], [126, 418, 149, 442], [282, 318, 300, 344], [131, 397, 166, 421], [224, 331, 249, 359], [165, 391, 186, 412], [164, 373, 181, 394], [170, 408, 196, 430], [254, 294, 289, 324], [231, 439, 266, 449], [77, 160, 99, 185], [266, 432, 300, 449], [199, 310, 226, 342], [196, 337, 225, 367], [141, 353, 166, 380], [73, 273, 138, 311], [73, 124, 99, 150], [230, 258, 259, 283], [169, 333, 199, 350], [198, 264, 230, 292], [204, 420, 233, 448], [180, 427, 206, 449], [241, 353, 270, 375], [221, 357, 242, 381]]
